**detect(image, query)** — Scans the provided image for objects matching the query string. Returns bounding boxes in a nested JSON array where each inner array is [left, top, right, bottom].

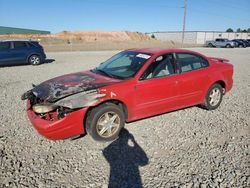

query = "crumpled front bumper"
[[26, 100, 87, 140]]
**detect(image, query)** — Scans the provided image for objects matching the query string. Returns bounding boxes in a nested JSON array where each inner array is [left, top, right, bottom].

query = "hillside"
[[0, 31, 196, 51], [0, 31, 151, 42]]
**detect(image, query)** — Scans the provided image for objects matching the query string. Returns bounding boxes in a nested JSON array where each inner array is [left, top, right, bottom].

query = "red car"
[[21, 48, 233, 141]]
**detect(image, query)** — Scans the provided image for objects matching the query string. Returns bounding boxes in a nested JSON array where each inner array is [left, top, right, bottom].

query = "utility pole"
[[182, 0, 187, 46]]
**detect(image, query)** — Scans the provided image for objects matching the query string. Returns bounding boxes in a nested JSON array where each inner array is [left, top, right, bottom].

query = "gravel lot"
[[0, 48, 249, 188]]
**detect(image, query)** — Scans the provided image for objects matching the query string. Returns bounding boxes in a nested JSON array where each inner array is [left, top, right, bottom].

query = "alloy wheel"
[[30, 56, 40, 65], [96, 111, 120, 138], [208, 88, 221, 106]]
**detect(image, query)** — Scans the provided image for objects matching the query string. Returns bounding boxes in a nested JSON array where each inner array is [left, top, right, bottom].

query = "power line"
[[182, 0, 187, 46]]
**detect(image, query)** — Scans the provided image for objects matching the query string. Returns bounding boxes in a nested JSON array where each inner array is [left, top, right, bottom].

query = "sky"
[[0, 0, 249, 33]]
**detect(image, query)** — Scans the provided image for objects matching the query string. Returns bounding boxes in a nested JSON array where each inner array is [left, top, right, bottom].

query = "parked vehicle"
[[237, 39, 250, 47], [21, 48, 234, 141], [0, 40, 46, 66], [232, 39, 246, 48], [206, 38, 235, 48]]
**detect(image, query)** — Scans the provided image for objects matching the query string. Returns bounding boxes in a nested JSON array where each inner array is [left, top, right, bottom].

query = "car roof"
[[126, 48, 204, 56], [0, 39, 37, 42]]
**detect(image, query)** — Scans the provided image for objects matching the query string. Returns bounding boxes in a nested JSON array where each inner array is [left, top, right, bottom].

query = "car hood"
[[31, 70, 121, 102]]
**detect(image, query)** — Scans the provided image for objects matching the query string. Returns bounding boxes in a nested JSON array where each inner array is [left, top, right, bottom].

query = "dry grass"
[[0, 32, 199, 52]]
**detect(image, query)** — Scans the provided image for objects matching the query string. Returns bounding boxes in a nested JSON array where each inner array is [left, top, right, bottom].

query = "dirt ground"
[[0, 32, 198, 52], [41, 41, 198, 52], [0, 48, 249, 187]]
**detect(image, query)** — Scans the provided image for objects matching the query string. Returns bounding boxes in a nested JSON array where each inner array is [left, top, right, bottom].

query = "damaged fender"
[[55, 90, 106, 109]]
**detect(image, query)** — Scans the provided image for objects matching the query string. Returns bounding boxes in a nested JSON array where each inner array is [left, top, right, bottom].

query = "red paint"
[[25, 48, 233, 140], [26, 100, 87, 139]]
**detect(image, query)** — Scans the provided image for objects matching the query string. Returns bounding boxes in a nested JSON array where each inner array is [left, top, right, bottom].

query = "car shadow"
[[102, 128, 148, 188], [0, 59, 55, 67], [44, 59, 55, 64]]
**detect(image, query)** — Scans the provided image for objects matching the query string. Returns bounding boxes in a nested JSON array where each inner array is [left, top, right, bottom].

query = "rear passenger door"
[[176, 53, 210, 107], [12, 41, 29, 63]]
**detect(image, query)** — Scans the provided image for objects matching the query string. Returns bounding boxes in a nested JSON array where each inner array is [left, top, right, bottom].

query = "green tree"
[[242, 29, 247, 33], [226, 28, 234, 32], [236, 28, 241, 32], [151, 34, 156, 39], [247, 28, 250, 33]]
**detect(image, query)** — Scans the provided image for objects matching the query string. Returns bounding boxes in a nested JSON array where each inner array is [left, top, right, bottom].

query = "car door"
[[176, 52, 210, 107], [133, 53, 181, 119], [0, 42, 12, 65], [216, 39, 224, 47], [214, 39, 220, 47], [11, 41, 29, 63]]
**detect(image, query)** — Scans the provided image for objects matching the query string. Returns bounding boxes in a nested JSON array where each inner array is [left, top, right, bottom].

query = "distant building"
[[146, 31, 250, 44], [0, 26, 50, 35]]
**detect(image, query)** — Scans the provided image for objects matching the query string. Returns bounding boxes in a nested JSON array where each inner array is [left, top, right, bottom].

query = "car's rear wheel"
[[86, 103, 125, 142], [226, 44, 231, 48], [239, 44, 243, 48], [202, 83, 223, 110], [28, 55, 41, 65], [208, 43, 213, 47]]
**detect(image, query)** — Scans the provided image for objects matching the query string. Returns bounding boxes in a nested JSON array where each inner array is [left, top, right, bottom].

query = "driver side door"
[[133, 53, 181, 119]]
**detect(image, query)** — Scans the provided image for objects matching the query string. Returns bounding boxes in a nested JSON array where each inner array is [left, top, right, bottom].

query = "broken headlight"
[[32, 104, 57, 114]]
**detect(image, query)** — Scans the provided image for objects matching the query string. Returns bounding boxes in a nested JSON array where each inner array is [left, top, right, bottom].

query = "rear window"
[[14, 41, 27, 49], [0, 42, 10, 50]]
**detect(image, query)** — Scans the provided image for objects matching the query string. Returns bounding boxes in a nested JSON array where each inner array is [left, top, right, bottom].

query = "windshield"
[[94, 51, 152, 79]]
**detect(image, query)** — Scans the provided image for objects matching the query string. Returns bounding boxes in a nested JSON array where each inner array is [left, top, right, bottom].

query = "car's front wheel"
[[28, 55, 41, 65], [225, 44, 231, 48], [202, 83, 223, 110], [86, 103, 125, 141]]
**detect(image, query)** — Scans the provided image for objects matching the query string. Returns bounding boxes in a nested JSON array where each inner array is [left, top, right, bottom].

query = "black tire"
[[202, 83, 223, 110], [28, 54, 41, 65], [86, 103, 125, 142], [208, 43, 213, 47], [225, 44, 231, 48], [239, 44, 243, 48]]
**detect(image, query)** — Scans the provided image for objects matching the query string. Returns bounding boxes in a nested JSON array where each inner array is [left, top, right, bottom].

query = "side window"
[[14, 42, 27, 49], [177, 53, 208, 73], [0, 42, 11, 51], [140, 53, 175, 80]]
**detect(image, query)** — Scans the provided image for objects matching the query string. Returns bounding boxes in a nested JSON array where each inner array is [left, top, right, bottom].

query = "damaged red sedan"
[[21, 48, 233, 141]]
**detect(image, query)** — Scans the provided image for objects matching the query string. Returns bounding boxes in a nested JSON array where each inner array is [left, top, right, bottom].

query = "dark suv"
[[0, 40, 46, 66], [232, 39, 246, 48]]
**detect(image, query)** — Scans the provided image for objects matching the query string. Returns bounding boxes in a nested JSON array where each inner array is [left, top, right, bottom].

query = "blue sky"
[[0, 0, 249, 33]]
